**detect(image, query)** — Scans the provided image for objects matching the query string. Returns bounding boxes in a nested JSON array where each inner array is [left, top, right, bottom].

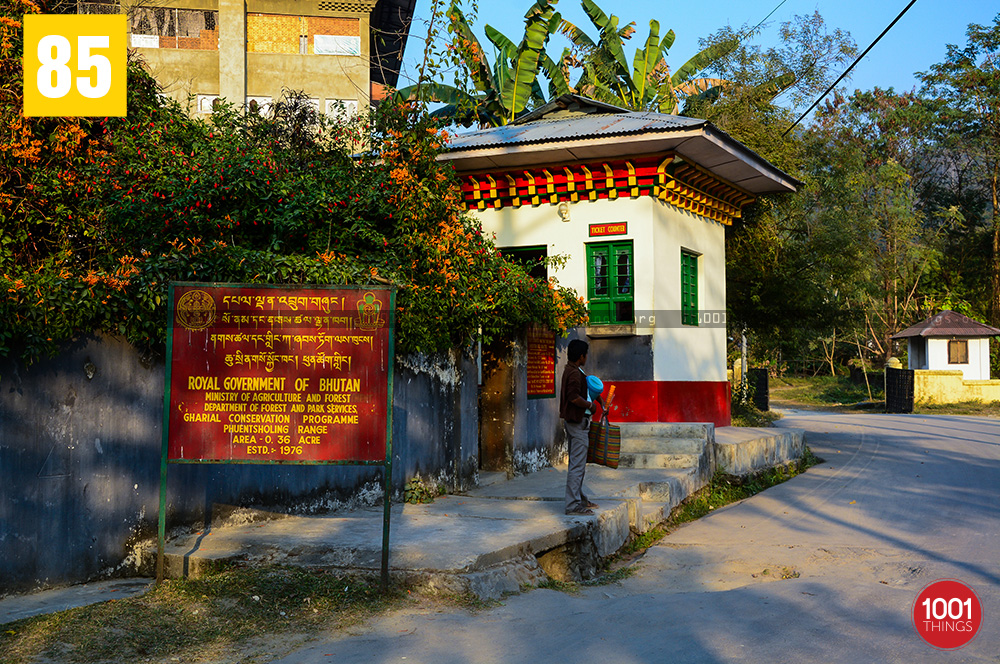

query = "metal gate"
[[748, 368, 769, 412], [885, 367, 914, 413]]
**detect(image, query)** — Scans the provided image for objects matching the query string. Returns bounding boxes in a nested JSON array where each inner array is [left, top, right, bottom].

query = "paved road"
[[273, 412, 1000, 663]]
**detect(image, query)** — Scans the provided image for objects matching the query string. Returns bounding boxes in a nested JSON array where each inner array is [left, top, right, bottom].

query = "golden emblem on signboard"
[[175, 290, 216, 330], [357, 292, 384, 331]]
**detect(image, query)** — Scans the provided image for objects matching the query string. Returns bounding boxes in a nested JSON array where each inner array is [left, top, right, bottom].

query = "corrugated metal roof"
[[891, 310, 1000, 339], [444, 111, 707, 152]]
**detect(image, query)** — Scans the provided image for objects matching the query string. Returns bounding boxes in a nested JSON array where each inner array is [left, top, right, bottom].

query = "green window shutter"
[[681, 250, 698, 326], [587, 241, 634, 325], [586, 244, 611, 325]]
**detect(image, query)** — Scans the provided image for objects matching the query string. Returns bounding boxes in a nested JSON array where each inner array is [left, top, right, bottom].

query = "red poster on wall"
[[165, 283, 394, 464], [526, 325, 556, 399]]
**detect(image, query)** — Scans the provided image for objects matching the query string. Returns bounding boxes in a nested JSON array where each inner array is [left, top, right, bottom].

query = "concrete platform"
[[1, 425, 806, 616], [714, 426, 805, 476], [145, 465, 672, 599]]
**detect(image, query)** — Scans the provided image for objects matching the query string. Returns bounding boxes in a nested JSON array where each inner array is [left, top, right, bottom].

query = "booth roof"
[[891, 310, 1000, 339]]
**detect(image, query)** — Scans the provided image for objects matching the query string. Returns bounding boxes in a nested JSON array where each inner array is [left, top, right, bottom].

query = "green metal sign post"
[[157, 283, 396, 591]]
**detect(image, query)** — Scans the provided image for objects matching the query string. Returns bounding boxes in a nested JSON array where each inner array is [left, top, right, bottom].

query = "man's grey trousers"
[[564, 417, 591, 512]]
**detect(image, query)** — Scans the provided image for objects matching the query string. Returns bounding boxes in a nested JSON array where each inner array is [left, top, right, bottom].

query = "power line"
[[746, 0, 790, 38], [685, 0, 791, 85], [782, 0, 919, 137]]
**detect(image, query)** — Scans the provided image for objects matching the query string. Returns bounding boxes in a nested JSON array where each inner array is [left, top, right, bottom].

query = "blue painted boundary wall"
[[0, 333, 483, 595]]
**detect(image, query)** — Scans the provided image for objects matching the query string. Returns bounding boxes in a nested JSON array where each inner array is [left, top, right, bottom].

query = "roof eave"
[[440, 125, 797, 195], [892, 329, 1000, 339]]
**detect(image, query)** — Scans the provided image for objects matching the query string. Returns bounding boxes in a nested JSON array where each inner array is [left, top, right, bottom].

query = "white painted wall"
[[926, 337, 991, 380], [651, 199, 727, 382], [476, 197, 656, 318], [473, 194, 728, 383]]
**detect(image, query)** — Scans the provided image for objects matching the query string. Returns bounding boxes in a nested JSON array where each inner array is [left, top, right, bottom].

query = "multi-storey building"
[[78, 0, 415, 115]]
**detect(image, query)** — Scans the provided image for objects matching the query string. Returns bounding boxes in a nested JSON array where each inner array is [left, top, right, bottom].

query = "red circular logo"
[[912, 579, 982, 650]]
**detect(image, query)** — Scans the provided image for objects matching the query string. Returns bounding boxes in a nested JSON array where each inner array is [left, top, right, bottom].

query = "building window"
[[314, 34, 361, 55], [325, 99, 359, 121], [246, 97, 273, 115], [681, 250, 699, 326], [128, 8, 219, 50], [949, 339, 969, 364], [586, 241, 633, 325], [501, 246, 548, 280], [196, 94, 219, 114]]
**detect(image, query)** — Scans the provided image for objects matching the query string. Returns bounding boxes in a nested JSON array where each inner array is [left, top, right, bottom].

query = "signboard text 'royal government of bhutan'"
[[166, 285, 393, 464]]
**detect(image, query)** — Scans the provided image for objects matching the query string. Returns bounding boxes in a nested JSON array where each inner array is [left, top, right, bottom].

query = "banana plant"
[[394, 0, 563, 126], [559, 0, 736, 113]]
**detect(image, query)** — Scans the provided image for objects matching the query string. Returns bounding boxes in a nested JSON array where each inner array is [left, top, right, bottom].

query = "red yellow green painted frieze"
[[458, 155, 755, 225]]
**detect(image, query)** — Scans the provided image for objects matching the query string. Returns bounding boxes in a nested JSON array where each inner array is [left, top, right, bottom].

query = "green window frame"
[[586, 241, 634, 325], [681, 250, 699, 326]]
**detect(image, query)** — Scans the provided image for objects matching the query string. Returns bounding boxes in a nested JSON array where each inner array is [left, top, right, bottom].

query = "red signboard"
[[165, 283, 394, 464], [526, 326, 556, 399], [589, 221, 628, 237]]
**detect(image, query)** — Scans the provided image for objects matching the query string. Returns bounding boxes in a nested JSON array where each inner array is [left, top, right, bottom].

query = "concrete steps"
[[617, 453, 702, 469], [616, 422, 714, 474]]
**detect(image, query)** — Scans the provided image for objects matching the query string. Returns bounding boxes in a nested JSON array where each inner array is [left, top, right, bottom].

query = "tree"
[[729, 83, 959, 372], [685, 12, 856, 170], [394, 0, 563, 126], [692, 13, 857, 371], [0, 0, 586, 365], [920, 14, 1000, 325]]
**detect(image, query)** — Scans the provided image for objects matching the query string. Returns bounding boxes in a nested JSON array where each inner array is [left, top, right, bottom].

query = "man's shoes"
[[565, 507, 594, 516], [584, 501, 599, 509]]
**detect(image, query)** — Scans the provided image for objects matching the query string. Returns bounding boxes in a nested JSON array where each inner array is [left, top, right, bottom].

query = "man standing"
[[560, 339, 602, 516]]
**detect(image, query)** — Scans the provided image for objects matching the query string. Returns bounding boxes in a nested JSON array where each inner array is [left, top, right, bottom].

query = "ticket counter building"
[[439, 95, 797, 426]]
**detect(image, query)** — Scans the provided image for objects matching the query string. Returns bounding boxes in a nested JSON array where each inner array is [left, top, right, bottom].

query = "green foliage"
[[687, 12, 857, 170], [620, 525, 667, 556], [403, 476, 444, 504], [771, 375, 884, 407], [730, 398, 781, 428], [727, 13, 1000, 373], [399, 0, 764, 123], [919, 15, 1000, 325], [0, 2, 587, 368]]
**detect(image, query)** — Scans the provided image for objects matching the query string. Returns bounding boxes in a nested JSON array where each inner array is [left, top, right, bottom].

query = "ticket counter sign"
[[164, 283, 395, 464]]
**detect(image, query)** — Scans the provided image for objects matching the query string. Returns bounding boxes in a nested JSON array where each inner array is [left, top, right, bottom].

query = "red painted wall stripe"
[[601, 380, 731, 427]]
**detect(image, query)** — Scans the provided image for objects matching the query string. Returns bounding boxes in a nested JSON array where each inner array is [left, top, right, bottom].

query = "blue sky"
[[398, 0, 1000, 106]]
